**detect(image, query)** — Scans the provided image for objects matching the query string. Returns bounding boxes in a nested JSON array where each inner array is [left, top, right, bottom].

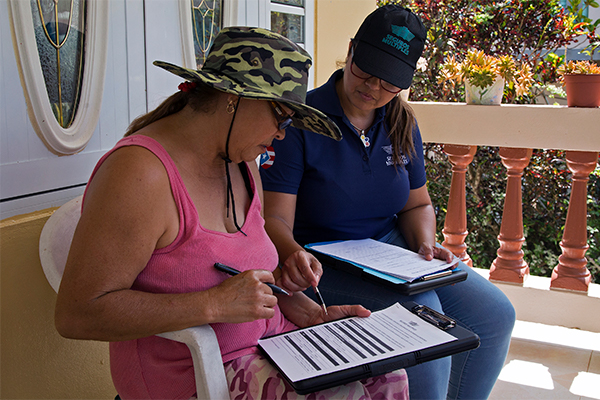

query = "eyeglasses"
[[349, 60, 402, 94], [269, 101, 294, 131]]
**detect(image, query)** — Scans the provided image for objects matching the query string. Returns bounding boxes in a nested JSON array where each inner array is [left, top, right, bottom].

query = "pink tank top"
[[85, 136, 296, 399]]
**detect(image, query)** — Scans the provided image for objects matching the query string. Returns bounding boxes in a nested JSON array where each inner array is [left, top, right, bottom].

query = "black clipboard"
[[258, 301, 480, 395], [305, 242, 468, 295]]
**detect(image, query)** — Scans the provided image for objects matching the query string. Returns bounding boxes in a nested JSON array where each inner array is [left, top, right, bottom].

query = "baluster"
[[551, 151, 598, 292], [489, 147, 532, 283], [442, 144, 477, 267]]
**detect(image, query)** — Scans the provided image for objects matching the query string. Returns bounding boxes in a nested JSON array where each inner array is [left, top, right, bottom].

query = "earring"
[[226, 101, 236, 114]]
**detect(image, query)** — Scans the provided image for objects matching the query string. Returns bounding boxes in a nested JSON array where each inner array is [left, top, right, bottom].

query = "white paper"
[[310, 239, 457, 282], [258, 303, 456, 383]]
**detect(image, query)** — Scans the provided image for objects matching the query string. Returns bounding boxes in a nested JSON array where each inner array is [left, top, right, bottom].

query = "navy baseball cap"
[[352, 5, 427, 90]]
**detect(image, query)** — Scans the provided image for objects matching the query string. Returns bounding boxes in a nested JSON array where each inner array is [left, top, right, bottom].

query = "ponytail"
[[385, 95, 416, 165], [124, 82, 220, 137]]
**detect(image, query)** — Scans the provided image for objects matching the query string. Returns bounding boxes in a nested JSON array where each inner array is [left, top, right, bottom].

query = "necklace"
[[348, 120, 370, 148]]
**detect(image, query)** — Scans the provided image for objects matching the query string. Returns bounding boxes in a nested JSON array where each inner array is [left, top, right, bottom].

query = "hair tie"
[[178, 81, 197, 92]]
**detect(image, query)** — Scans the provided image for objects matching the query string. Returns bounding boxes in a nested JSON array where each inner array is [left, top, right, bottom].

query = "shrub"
[[377, 0, 586, 103]]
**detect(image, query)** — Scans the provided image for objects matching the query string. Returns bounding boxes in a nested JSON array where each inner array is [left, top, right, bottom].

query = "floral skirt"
[[224, 353, 409, 400]]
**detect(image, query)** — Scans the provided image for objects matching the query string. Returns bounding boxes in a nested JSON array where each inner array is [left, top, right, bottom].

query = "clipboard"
[[305, 241, 468, 295], [258, 302, 480, 395]]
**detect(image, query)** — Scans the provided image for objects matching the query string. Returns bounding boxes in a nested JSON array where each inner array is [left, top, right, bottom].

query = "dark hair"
[[124, 82, 221, 137], [386, 95, 416, 165]]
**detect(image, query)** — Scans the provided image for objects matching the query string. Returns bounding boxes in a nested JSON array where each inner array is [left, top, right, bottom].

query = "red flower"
[[178, 81, 197, 92]]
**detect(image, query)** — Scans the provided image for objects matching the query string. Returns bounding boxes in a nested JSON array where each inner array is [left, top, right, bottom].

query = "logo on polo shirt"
[[382, 144, 409, 166], [382, 24, 414, 56]]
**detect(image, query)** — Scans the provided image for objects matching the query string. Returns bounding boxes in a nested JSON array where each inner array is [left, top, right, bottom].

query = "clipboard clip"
[[418, 268, 453, 281], [411, 304, 456, 330]]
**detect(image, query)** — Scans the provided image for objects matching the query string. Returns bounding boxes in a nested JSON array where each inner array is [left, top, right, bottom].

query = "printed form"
[[258, 303, 456, 383], [309, 239, 458, 281]]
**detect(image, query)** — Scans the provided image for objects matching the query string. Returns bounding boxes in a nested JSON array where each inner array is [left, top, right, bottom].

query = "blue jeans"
[[306, 229, 515, 399]]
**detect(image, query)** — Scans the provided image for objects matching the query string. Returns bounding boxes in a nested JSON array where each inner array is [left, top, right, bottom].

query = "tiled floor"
[[489, 321, 600, 400]]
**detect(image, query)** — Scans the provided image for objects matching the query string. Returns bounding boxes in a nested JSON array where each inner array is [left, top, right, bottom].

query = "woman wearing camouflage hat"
[[55, 27, 408, 399], [262, 6, 516, 400]]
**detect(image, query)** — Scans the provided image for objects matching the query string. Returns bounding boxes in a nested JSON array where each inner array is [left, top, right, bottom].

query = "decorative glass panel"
[[31, 0, 85, 129], [271, 12, 304, 44], [192, 0, 222, 68], [272, 0, 304, 6]]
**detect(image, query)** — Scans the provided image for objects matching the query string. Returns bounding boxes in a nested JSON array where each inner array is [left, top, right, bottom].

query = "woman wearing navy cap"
[[261, 5, 515, 399]]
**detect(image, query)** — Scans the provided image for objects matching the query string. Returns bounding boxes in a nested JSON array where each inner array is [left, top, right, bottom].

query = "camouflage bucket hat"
[[154, 26, 341, 141]]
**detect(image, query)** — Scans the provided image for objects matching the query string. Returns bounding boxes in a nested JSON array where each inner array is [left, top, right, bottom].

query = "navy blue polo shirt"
[[261, 69, 427, 245]]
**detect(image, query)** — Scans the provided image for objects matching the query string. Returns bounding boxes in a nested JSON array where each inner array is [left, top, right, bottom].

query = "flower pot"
[[564, 74, 600, 108], [465, 77, 505, 105]]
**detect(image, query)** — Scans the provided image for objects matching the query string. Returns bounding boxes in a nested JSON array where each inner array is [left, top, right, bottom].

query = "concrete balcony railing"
[[412, 102, 599, 325], [411, 104, 600, 398]]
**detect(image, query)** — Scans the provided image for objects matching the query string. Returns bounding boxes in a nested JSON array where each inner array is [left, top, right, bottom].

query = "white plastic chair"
[[39, 195, 230, 400]]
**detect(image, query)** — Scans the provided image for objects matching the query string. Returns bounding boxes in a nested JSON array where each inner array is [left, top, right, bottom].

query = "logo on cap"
[[391, 25, 415, 42], [382, 24, 414, 56]]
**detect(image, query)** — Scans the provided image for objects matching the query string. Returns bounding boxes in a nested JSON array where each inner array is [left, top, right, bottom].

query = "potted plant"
[[557, 60, 600, 107], [439, 49, 534, 105]]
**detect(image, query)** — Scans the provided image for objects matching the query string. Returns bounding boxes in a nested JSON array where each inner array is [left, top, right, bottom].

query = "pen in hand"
[[214, 262, 291, 296], [313, 285, 328, 315]]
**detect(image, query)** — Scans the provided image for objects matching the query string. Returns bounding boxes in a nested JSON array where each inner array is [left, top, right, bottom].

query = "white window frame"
[[269, 1, 314, 55], [179, 0, 234, 69], [7, 0, 109, 155], [269, 1, 314, 87], [177, 0, 315, 85]]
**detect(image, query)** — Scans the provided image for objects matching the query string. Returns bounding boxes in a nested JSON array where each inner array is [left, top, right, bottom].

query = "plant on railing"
[[558, 59, 600, 74], [438, 49, 534, 104], [557, 60, 600, 106]]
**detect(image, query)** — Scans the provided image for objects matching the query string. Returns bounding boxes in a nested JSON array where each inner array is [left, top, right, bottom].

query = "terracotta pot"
[[564, 74, 600, 108], [465, 77, 505, 105]]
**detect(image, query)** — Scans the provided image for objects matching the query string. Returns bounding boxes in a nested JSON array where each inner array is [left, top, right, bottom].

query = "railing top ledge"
[[409, 102, 600, 152]]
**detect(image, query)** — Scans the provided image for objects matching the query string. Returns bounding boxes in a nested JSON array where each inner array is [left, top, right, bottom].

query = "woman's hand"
[[307, 304, 371, 327], [277, 250, 323, 293], [210, 269, 279, 323], [418, 242, 454, 263]]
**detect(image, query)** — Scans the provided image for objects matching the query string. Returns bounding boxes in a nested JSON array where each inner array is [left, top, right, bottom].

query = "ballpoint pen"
[[313, 285, 328, 315], [214, 262, 291, 296]]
